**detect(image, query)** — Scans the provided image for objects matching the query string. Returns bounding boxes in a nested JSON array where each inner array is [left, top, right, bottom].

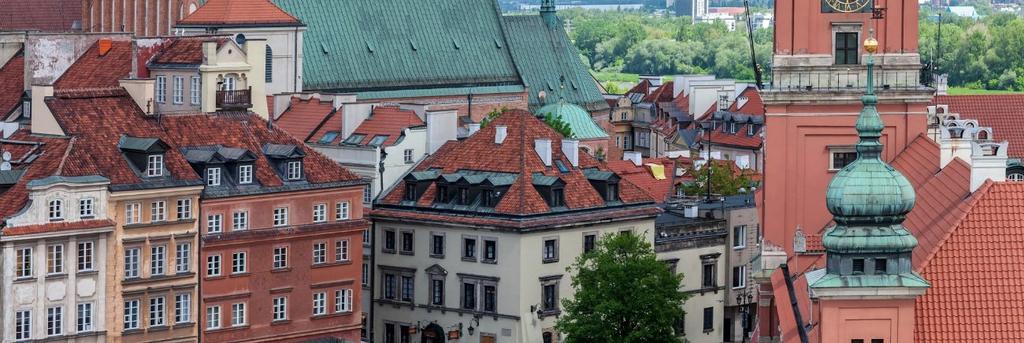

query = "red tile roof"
[[625, 79, 651, 98], [934, 94, 1024, 158], [376, 109, 657, 221], [53, 40, 132, 90], [0, 135, 69, 219], [274, 96, 335, 143], [0, 50, 24, 118], [644, 82, 674, 103], [729, 86, 765, 115], [349, 106, 425, 146], [177, 0, 303, 26], [605, 157, 692, 203], [915, 181, 1024, 342], [2, 219, 115, 236], [0, 0, 81, 32], [706, 125, 762, 149], [904, 158, 972, 269], [890, 134, 942, 189], [150, 37, 228, 65]]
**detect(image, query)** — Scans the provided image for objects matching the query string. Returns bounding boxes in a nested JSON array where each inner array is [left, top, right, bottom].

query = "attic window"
[[238, 165, 253, 184], [606, 182, 619, 202], [286, 161, 302, 180], [481, 189, 497, 207], [457, 187, 470, 205], [147, 155, 164, 177], [404, 182, 418, 201], [728, 122, 737, 134], [318, 132, 340, 145], [554, 160, 570, 173], [874, 258, 887, 274], [550, 187, 565, 207], [437, 184, 450, 203], [747, 125, 755, 136], [368, 135, 389, 147], [207, 167, 221, 186], [343, 134, 366, 145]]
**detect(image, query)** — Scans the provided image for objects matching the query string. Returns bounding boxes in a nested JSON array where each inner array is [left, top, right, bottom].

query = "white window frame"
[[77, 241, 94, 272], [47, 244, 64, 275], [77, 303, 93, 332], [147, 154, 164, 177], [312, 242, 327, 265], [16, 247, 32, 278], [205, 306, 221, 330], [273, 207, 288, 227], [151, 200, 166, 222], [207, 167, 221, 186], [124, 247, 140, 279], [173, 76, 184, 104], [15, 309, 31, 340], [231, 303, 246, 327], [48, 199, 63, 220], [336, 240, 350, 262], [79, 198, 94, 217], [732, 265, 747, 289], [125, 202, 141, 224], [733, 225, 747, 249], [175, 293, 192, 324], [175, 243, 191, 274], [124, 299, 140, 330], [207, 254, 221, 277], [272, 297, 287, 321], [238, 165, 253, 184], [273, 247, 288, 269], [313, 203, 327, 223], [312, 292, 326, 316], [207, 214, 223, 233], [156, 75, 167, 103], [47, 306, 63, 336], [233, 211, 248, 231], [190, 76, 201, 105], [149, 296, 166, 327], [335, 289, 353, 313], [286, 161, 302, 180], [404, 149, 414, 164], [232, 251, 246, 274], [177, 198, 192, 220], [829, 147, 858, 171], [151, 245, 166, 276], [336, 201, 349, 220]]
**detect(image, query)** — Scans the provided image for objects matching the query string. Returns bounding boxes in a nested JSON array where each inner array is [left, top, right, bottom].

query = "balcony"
[[216, 87, 252, 111]]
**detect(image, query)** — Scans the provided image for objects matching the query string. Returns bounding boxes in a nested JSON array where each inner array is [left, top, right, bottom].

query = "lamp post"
[[699, 119, 718, 202]]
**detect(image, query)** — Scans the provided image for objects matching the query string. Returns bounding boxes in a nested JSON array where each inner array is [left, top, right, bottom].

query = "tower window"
[[835, 32, 859, 65], [874, 258, 887, 274], [852, 258, 865, 274]]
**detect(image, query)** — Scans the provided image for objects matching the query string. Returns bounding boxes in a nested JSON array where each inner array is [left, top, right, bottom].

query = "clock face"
[[822, 0, 873, 13]]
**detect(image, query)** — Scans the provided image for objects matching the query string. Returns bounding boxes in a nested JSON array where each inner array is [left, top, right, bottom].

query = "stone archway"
[[421, 323, 445, 343]]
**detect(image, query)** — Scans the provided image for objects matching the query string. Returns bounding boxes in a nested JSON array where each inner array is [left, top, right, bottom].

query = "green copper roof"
[[354, 85, 525, 101], [809, 273, 930, 289], [500, 14, 609, 112], [536, 101, 609, 140], [272, 0, 521, 92]]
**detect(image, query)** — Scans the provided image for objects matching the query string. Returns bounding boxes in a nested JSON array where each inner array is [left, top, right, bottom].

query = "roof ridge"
[[915, 178, 995, 272]]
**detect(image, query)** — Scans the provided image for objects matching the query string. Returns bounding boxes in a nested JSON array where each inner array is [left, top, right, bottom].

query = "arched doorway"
[[421, 323, 445, 343]]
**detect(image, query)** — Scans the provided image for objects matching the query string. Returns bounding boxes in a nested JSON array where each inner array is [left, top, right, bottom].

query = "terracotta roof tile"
[[706, 125, 762, 149], [376, 109, 657, 221], [0, 136, 69, 219], [150, 37, 228, 65], [904, 158, 972, 268], [0, 50, 24, 118], [274, 96, 335, 143], [2, 219, 115, 236], [53, 40, 132, 90], [349, 107, 425, 146], [605, 157, 691, 203], [0, 0, 81, 31], [934, 94, 1024, 158], [915, 182, 1024, 342], [890, 134, 942, 189], [178, 0, 302, 26], [644, 82, 674, 103]]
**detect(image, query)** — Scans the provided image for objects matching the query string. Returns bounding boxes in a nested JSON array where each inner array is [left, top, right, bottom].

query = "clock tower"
[[761, 0, 934, 254]]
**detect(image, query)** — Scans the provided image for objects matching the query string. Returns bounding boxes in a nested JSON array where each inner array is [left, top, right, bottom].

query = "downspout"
[[369, 219, 377, 342], [293, 26, 299, 93], [780, 264, 809, 343]]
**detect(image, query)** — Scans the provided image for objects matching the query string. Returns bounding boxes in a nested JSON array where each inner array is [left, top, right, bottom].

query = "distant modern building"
[[370, 110, 660, 343]]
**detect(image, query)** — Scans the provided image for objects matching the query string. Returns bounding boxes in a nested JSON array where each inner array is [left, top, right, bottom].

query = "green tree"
[[555, 232, 686, 343], [543, 113, 575, 138], [681, 161, 751, 197], [479, 107, 507, 128]]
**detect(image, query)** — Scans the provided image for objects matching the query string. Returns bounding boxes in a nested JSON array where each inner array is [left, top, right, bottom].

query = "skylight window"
[[318, 132, 340, 145], [368, 135, 389, 147], [342, 134, 365, 145]]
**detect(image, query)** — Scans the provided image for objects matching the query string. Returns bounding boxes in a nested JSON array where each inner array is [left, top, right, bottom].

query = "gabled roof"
[[933, 94, 1024, 158], [348, 106, 425, 147], [53, 40, 132, 90], [500, 14, 608, 111], [271, 0, 521, 92], [605, 157, 692, 203], [177, 0, 303, 27], [375, 109, 658, 228], [0, 49, 24, 118], [915, 181, 1024, 342], [728, 86, 765, 115], [274, 96, 336, 143], [644, 81, 674, 103], [0, 0, 81, 32], [150, 37, 229, 66]]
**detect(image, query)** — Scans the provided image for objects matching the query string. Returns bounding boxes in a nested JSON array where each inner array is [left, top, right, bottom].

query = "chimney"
[[623, 151, 642, 166], [244, 38, 269, 119], [535, 139, 552, 166], [426, 110, 457, 154], [683, 203, 699, 218], [495, 126, 508, 144], [1, 122, 18, 139], [399, 103, 428, 121], [934, 74, 949, 96], [468, 123, 481, 136], [119, 79, 155, 115], [562, 139, 579, 167], [939, 120, 979, 168], [98, 38, 113, 56], [30, 85, 64, 136], [341, 103, 375, 139], [969, 140, 1008, 192], [673, 75, 686, 98]]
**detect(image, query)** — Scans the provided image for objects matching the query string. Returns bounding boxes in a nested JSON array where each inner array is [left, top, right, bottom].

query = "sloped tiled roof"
[[150, 37, 229, 66], [644, 81, 675, 103], [53, 40, 132, 90], [904, 158, 971, 268], [374, 110, 658, 227], [274, 96, 335, 143], [177, 0, 302, 27], [0, 50, 24, 118], [890, 134, 942, 189], [934, 94, 1024, 158], [271, 0, 521, 92], [605, 157, 692, 203], [348, 107, 425, 147], [0, 0, 81, 32], [729, 86, 765, 115], [0, 135, 69, 219], [915, 181, 1024, 342], [2, 219, 115, 236], [501, 15, 608, 112]]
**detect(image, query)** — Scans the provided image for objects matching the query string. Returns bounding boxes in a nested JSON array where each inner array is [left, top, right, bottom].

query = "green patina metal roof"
[[536, 101, 608, 140], [354, 85, 525, 101], [501, 14, 609, 112], [272, 0, 522, 92]]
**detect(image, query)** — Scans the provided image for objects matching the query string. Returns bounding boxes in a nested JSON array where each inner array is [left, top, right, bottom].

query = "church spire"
[[540, 0, 558, 26], [812, 31, 929, 290]]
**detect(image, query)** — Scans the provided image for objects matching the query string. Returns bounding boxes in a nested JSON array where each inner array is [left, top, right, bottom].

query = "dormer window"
[[437, 184, 450, 203], [287, 161, 302, 180], [747, 124, 755, 136], [238, 165, 253, 184], [207, 167, 221, 186], [404, 182, 418, 201], [147, 155, 164, 177], [550, 188, 565, 207], [606, 182, 619, 202], [457, 187, 469, 205], [728, 122, 737, 134], [49, 199, 64, 220]]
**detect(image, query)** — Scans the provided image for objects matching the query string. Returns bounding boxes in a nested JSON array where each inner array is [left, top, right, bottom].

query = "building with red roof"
[[0, 49, 24, 121], [369, 109, 660, 342]]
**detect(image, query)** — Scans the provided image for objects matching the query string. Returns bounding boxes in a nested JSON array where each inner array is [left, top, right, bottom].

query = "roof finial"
[[541, 0, 558, 26]]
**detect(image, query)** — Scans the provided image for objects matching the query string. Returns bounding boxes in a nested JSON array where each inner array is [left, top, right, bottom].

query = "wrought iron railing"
[[216, 87, 252, 110], [765, 68, 930, 92]]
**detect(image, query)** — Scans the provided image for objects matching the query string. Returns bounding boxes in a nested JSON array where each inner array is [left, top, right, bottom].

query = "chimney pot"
[[495, 126, 508, 144], [623, 151, 642, 167]]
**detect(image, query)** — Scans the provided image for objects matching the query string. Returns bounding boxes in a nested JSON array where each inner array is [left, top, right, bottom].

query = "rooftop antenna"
[[742, 0, 763, 89]]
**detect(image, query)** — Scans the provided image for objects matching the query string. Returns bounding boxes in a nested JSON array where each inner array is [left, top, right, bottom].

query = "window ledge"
[[77, 270, 99, 277], [270, 319, 291, 326], [538, 309, 561, 319], [311, 311, 354, 320], [542, 258, 559, 264], [430, 254, 445, 259], [173, 322, 195, 329], [461, 257, 477, 263], [45, 273, 68, 280], [271, 267, 292, 273], [122, 329, 143, 336], [148, 325, 169, 332], [399, 251, 414, 256], [481, 259, 497, 265], [229, 272, 250, 278]]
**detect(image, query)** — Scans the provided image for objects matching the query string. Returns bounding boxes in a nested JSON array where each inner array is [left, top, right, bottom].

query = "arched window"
[[49, 199, 63, 220], [265, 45, 273, 82]]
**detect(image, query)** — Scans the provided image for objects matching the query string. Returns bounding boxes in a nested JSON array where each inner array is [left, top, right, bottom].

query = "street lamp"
[[699, 119, 718, 202]]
